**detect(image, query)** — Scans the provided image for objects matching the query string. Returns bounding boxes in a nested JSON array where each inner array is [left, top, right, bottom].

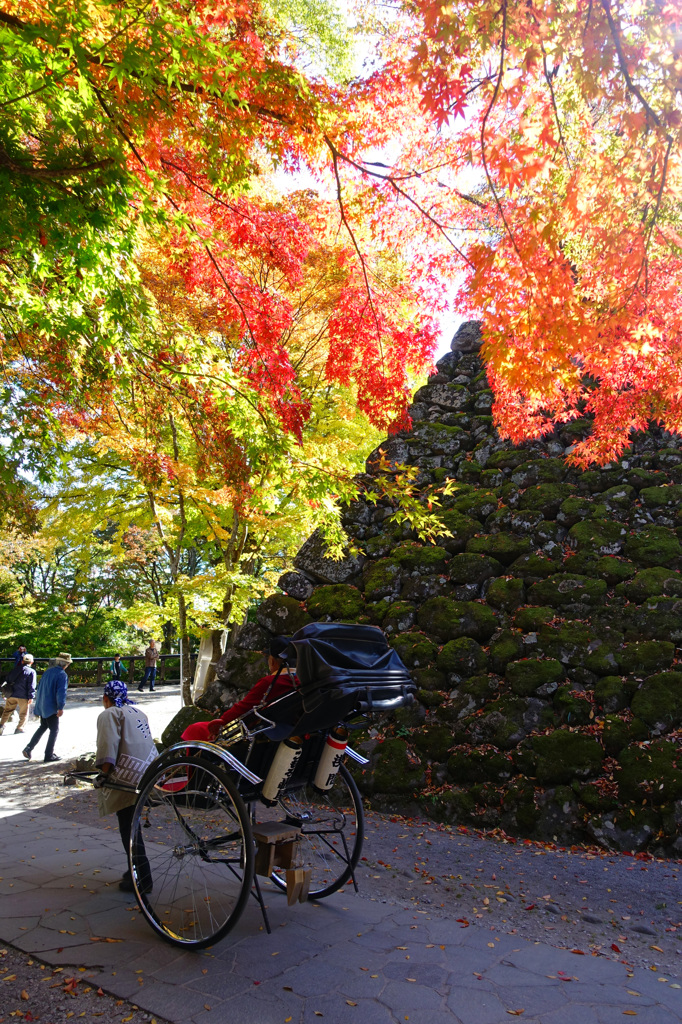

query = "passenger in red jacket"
[[181, 637, 297, 743]]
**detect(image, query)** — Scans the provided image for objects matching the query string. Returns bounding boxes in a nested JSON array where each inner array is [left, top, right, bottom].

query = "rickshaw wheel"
[[130, 755, 254, 949], [264, 764, 364, 900]]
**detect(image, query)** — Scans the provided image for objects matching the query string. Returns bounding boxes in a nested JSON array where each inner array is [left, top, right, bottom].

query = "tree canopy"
[[2, 0, 682, 656]]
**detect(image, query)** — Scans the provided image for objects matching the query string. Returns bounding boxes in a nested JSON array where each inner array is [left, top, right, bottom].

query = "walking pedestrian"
[[0, 654, 37, 734], [22, 652, 71, 762], [95, 679, 156, 892], [138, 640, 159, 692], [110, 653, 127, 681]]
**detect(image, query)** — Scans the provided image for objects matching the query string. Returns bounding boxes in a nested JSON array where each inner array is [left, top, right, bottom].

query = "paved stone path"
[[1, 807, 681, 1024]]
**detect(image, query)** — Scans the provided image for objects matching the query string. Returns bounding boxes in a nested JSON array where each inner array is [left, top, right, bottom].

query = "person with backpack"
[[0, 653, 37, 734]]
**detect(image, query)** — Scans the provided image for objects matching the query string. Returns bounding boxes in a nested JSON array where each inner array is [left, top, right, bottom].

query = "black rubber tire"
[[130, 755, 254, 949]]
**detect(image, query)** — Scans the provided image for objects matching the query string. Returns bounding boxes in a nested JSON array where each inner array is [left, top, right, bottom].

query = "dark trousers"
[[26, 714, 59, 760], [140, 666, 157, 690], [117, 805, 152, 886]]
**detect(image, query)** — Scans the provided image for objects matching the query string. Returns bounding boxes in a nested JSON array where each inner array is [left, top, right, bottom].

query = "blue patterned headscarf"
[[104, 679, 135, 707]]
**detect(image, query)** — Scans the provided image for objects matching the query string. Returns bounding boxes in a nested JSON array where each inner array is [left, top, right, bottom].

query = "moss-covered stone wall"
[[217, 322, 682, 856]]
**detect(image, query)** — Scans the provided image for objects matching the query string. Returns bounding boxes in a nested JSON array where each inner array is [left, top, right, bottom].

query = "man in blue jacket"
[[0, 653, 37, 734], [22, 652, 71, 762]]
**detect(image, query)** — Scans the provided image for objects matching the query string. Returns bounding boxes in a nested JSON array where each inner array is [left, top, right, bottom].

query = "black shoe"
[[22, 747, 31, 760], [149, 686, 155, 691], [137, 687, 144, 692], [119, 876, 152, 894], [121, 869, 132, 884], [44, 753, 60, 762]]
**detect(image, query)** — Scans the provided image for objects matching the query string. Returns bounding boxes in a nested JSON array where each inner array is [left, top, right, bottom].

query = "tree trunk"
[[178, 592, 192, 706]]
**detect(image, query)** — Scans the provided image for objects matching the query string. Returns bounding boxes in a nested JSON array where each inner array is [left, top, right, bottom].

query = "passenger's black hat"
[[269, 636, 291, 662]]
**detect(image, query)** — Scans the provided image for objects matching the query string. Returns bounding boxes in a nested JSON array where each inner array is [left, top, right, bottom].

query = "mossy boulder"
[[513, 605, 555, 631], [624, 526, 682, 567], [161, 706, 214, 749], [602, 714, 648, 755], [486, 576, 525, 611], [412, 724, 454, 762], [615, 567, 682, 603], [583, 639, 622, 676], [639, 483, 682, 509], [435, 509, 479, 553], [508, 553, 561, 580], [362, 558, 402, 600], [417, 597, 497, 642], [532, 731, 604, 784], [539, 620, 591, 665], [448, 552, 503, 584], [427, 786, 476, 824], [489, 629, 524, 673], [382, 601, 417, 632], [601, 484, 637, 510], [460, 673, 500, 700], [372, 738, 424, 795], [466, 533, 532, 565], [449, 490, 499, 521], [436, 637, 487, 678], [447, 748, 513, 783], [486, 449, 528, 471], [511, 458, 565, 488], [392, 542, 449, 574], [307, 584, 365, 621], [617, 740, 682, 804], [619, 640, 675, 676], [594, 676, 628, 712], [556, 495, 599, 527], [630, 671, 682, 732], [625, 597, 682, 643], [518, 483, 573, 518], [595, 556, 637, 585], [469, 694, 527, 748], [568, 519, 627, 555], [389, 632, 437, 668], [528, 573, 607, 609], [506, 658, 563, 696], [256, 594, 312, 634], [553, 686, 594, 726], [413, 667, 447, 692]]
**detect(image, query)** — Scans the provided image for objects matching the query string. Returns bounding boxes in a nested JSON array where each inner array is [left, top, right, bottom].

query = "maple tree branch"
[[325, 139, 385, 367], [0, 145, 114, 179], [329, 142, 474, 267], [479, 1, 526, 271], [541, 46, 571, 168], [600, 0, 669, 136]]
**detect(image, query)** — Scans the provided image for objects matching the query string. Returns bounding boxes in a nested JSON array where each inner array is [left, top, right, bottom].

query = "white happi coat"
[[95, 704, 157, 815]]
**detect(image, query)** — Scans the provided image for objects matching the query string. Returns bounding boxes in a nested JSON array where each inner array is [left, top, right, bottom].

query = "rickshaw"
[[74, 623, 415, 950]]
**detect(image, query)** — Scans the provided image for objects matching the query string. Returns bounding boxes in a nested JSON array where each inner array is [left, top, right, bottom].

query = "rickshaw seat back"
[[286, 622, 415, 733]]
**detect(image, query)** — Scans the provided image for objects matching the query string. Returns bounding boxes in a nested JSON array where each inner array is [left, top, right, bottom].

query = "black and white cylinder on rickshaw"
[[313, 725, 349, 792], [261, 736, 303, 804]]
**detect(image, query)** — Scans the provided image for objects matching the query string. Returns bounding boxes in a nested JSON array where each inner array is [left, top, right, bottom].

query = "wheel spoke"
[[130, 758, 254, 949]]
